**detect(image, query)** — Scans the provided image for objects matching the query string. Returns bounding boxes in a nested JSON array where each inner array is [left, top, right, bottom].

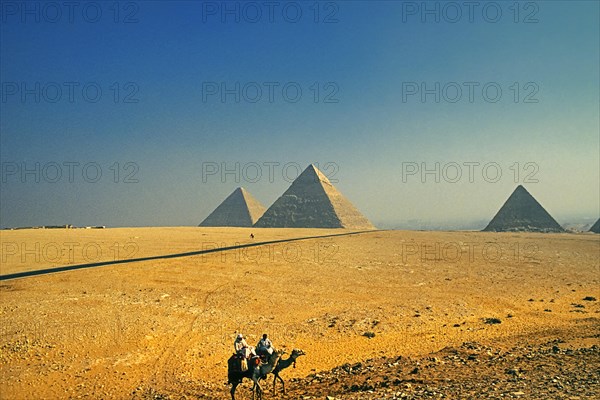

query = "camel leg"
[[253, 379, 263, 400], [273, 372, 285, 394], [277, 374, 286, 395], [230, 382, 238, 400]]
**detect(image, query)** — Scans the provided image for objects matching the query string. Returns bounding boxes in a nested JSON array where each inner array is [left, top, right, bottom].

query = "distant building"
[[199, 187, 266, 227], [590, 218, 600, 233], [483, 185, 564, 233]]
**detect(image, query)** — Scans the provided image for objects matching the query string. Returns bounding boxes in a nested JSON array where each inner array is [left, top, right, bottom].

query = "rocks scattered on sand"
[[131, 386, 170, 400], [483, 318, 502, 324], [139, 337, 599, 399], [278, 341, 599, 400]]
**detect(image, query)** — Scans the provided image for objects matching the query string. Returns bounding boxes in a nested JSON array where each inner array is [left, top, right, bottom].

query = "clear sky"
[[1, 0, 598, 228]]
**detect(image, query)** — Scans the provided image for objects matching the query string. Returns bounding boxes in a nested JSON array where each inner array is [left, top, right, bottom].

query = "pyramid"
[[590, 218, 600, 233], [199, 187, 266, 227], [254, 164, 375, 229], [483, 185, 564, 233]]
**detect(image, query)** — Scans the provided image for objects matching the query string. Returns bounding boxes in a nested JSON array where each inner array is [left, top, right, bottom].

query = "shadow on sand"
[[0, 230, 381, 281]]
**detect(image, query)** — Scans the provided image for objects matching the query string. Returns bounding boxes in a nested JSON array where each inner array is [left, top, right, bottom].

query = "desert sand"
[[0, 227, 598, 399]]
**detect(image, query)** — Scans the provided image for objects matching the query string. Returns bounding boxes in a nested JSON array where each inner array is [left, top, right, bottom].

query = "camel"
[[271, 348, 306, 395], [228, 349, 282, 400]]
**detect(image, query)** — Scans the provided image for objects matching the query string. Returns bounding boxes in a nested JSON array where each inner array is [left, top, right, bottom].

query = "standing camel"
[[228, 349, 282, 400], [271, 349, 305, 395]]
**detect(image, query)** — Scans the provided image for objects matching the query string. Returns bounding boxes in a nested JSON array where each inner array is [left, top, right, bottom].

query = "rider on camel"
[[234, 333, 255, 359], [256, 333, 274, 358]]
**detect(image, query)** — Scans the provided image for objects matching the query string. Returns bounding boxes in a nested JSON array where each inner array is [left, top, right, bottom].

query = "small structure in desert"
[[589, 218, 600, 233], [254, 164, 374, 229], [483, 185, 564, 233], [199, 187, 266, 227]]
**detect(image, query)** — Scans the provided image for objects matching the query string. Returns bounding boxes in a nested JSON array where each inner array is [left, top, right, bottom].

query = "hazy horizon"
[[1, 1, 598, 229]]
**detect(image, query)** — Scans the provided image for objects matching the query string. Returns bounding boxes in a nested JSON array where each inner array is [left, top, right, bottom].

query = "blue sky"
[[1, 1, 598, 228]]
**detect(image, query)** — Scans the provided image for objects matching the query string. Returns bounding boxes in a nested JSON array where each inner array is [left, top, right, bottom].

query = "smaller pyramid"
[[590, 218, 600, 233], [199, 187, 266, 227], [483, 185, 564, 233]]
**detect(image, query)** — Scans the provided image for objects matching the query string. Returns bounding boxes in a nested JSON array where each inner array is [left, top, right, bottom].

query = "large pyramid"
[[483, 185, 564, 233], [254, 164, 375, 229], [199, 187, 266, 227], [590, 218, 600, 233]]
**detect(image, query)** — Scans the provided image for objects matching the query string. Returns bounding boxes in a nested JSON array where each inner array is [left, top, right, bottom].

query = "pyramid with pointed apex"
[[199, 187, 266, 227], [254, 164, 375, 229], [590, 219, 600, 233], [483, 185, 564, 233]]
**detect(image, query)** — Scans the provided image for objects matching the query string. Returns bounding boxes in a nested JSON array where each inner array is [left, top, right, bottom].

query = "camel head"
[[291, 349, 305, 358], [290, 349, 305, 368]]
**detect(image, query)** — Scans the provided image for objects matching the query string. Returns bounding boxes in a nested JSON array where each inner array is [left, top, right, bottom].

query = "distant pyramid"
[[483, 185, 564, 233], [199, 187, 266, 227], [590, 218, 600, 233], [254, 164, 375, 229]]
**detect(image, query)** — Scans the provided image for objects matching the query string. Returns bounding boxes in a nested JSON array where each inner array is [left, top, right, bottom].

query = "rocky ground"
[[288, 337, 599, 399], [135, 321, 599, 400]]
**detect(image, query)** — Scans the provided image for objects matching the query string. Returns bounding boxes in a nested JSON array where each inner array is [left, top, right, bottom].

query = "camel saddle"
[[230, 353, 260, 373]]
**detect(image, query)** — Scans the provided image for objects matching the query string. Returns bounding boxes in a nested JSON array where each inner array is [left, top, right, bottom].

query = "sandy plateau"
[[0, 228, 598, 399]]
